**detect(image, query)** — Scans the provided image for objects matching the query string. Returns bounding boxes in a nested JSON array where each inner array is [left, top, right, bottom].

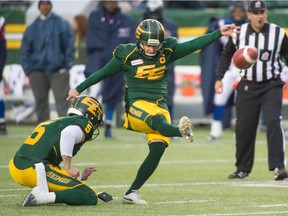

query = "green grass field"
[[1, 125, 288, 216]]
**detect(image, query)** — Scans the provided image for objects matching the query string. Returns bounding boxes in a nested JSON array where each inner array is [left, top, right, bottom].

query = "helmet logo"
[[135, 23, 144, 39], [81, 97, 102, 117]]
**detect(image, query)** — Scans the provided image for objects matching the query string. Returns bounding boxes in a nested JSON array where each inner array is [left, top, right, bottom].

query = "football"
[[232, 46, 258, 69]]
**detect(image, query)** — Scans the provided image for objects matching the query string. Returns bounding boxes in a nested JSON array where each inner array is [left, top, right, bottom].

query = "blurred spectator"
[[130, 0, 147, 10], [85, 0, 135, 138], [20, 0, 75, 123], [3, 64, 35, 124], [166, 1, 206, 9], [73, 15, 88, 65], [142, 0, 178, 123], [200, 1, 247, 140], [208, 1, 247, 141], [71, 15, 96, 100], [0, 16, 7, 135], [0, 0, 32, 8]]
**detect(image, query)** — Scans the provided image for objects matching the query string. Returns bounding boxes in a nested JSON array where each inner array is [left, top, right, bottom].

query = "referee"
[[215, 0, 288, 180]]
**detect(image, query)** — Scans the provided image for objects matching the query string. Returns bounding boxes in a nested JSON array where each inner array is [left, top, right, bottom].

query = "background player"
[[67, 19, 239, 204], [208, 1, 247, 140], [85, 0, 135, 138], [9, 96, 103, 206]]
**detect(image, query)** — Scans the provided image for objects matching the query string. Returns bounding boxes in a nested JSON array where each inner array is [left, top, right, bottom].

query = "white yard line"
[[257, 204, 288, 208], [185, 211, 288, 216], [1, 193, 287, 216], [1, 180, 288, 194], [0, 194, 19, 197], [0, 188, 29, 192], [155, 200, 208, 204], [109, 197, 208, 205], [92, 181, 288, 189], [0, 158, 268, 168]]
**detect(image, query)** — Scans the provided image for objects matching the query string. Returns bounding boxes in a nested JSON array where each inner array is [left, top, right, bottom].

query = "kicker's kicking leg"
[[151, 115, 194, 142]]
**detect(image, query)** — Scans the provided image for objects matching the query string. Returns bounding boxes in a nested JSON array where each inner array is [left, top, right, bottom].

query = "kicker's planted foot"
[[122, 190, 147, 205]]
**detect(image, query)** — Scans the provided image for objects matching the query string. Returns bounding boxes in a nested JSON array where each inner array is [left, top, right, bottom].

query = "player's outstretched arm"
[[67, 58, 123, 101], [172, 24, 239, 61]]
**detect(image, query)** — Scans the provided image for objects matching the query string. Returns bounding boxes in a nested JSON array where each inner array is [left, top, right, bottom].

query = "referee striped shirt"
[[216, 23, 288, 82]]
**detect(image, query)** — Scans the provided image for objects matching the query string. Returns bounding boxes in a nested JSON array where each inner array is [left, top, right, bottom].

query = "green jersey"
[[14, 116, 94, 169], [76, 29, 222, 110]]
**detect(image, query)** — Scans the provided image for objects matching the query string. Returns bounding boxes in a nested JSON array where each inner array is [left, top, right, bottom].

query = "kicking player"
[[9, 96, 103, 206], [67, 19, 239, 204]]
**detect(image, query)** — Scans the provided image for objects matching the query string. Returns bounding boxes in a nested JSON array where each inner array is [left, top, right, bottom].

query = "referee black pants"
[[235, 78, 286, 173]]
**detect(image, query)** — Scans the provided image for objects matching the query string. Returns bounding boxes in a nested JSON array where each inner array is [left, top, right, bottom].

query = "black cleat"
[[104, 128, 113, 138], [274, 168, 288, 181], [228, 171, 249, 179], [22, 193, 37, 206], [207, 135, 220, 142]]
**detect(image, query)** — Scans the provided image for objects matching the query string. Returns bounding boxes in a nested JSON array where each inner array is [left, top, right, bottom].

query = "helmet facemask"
[[138, 40, 164, 59], [84, 107, 103, 140]]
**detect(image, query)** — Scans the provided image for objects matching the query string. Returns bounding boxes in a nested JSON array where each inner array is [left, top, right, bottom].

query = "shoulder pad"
[[113, 43, 137, 63], [164, 37, 178, 50]]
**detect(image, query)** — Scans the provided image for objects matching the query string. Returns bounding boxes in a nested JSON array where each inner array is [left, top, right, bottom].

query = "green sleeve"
[[172, 29, 222, 61], [76, 58, 123, 93]]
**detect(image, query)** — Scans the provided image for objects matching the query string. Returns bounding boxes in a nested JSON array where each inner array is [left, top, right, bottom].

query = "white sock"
[[210, 120, 222, 138], [45, 192, 56, 203], [34, 163, 48, 192], [32, 188, 56, 204]]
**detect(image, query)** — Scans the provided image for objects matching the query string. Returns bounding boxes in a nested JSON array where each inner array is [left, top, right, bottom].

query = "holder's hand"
[[66, 88, 79, 101], [81, 167, 97, 181], [67, 166, 80, 179]]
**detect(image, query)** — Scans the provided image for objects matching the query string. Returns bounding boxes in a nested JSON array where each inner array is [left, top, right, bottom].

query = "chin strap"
[[137, 43, 163, 60], [145, 52, 157, 57], [139, 43, 159, 57]]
